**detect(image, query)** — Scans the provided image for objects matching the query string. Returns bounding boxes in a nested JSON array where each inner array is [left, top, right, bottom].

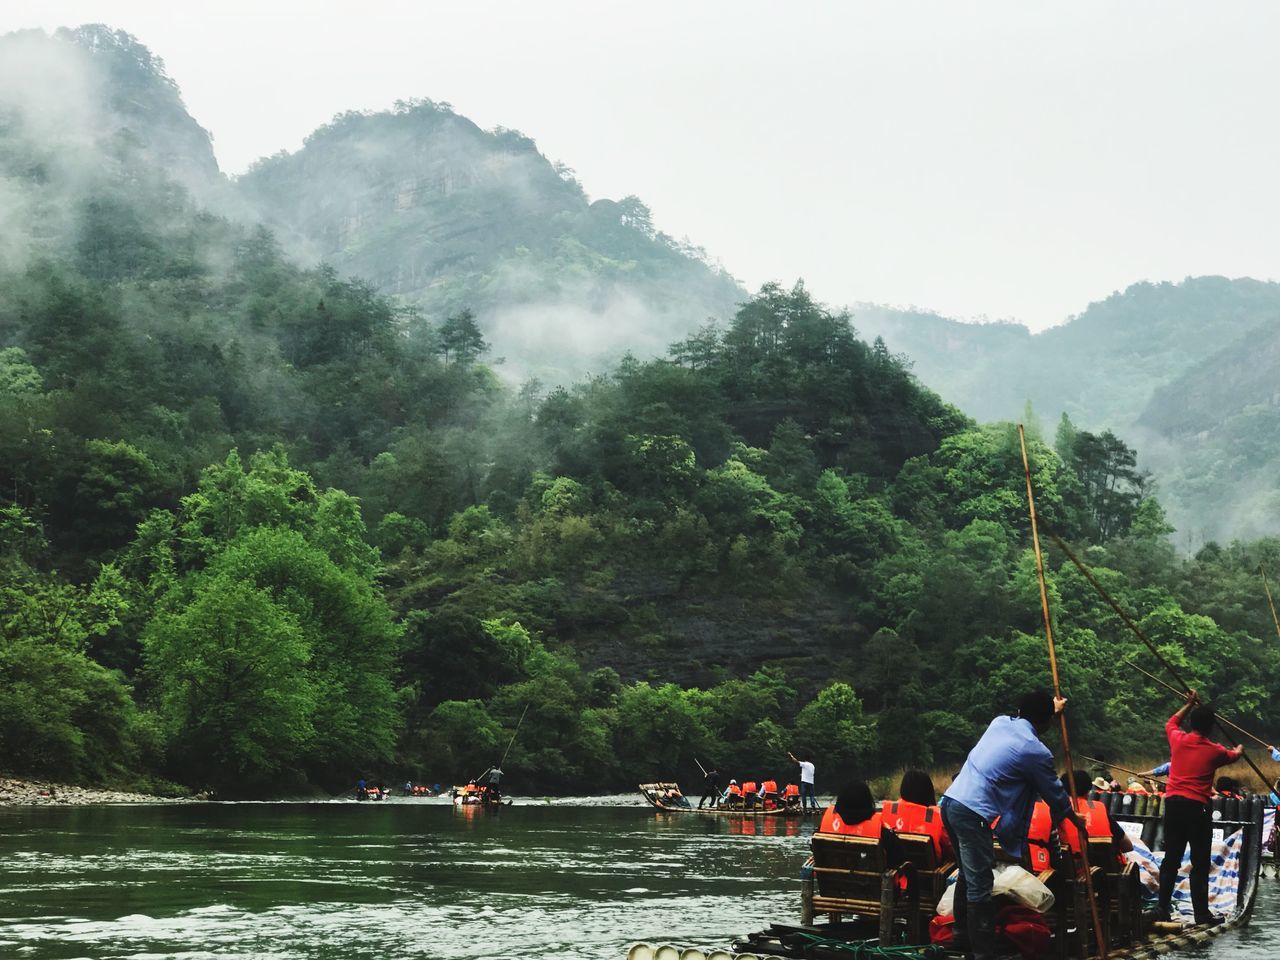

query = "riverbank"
[[0, 777, 189, 805]]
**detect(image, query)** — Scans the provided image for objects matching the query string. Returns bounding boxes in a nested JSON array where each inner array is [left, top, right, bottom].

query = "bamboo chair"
[[1085, 835, 1141, 948], [1047, 837, 1113, 960], [891, 832, 955, 943], [809, 833, 913, 944]]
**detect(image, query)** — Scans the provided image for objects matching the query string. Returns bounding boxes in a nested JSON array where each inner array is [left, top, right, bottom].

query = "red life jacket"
[[881, 799, 946, 858], [1027, 801, 1053, 871], [784, 783, 800, 797], [727, 783, 742, 796], [741, 781, 758, 794], [819, 805, 884, 838], [1059, 798, 1119, 864], [762, 780, 779, 795]]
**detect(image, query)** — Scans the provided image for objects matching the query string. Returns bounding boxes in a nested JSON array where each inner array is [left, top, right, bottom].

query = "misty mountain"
[[855, 277, 1280, 542], [0, 26, 226, 273], [235, 100, 744, 382], [1, 27, 741, 384]]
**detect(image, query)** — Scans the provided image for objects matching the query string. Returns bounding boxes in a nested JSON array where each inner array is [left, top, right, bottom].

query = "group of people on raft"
[[818, 687, 1251, 960], [354, 778, 389, 801], [696, 752, 822, 811], [453, 766, 504, 805], [402, 781, 442, 796]]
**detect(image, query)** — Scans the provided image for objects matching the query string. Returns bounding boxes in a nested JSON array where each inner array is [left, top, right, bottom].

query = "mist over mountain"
[[235, 100, 744, 382], [0, 26, 226, 268], [855, 277, 1280, 543]]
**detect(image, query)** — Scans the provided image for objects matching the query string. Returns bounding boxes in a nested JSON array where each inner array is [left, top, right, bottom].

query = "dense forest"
[[856, 279, 1280, 544], [2, 26, 1279, 798]]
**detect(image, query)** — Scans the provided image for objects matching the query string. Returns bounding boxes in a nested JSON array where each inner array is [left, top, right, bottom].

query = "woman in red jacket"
[[1157, 691, 1242, 926]]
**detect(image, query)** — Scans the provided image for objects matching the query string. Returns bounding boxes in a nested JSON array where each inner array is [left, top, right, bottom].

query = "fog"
[[4, 1, 1280, 331]]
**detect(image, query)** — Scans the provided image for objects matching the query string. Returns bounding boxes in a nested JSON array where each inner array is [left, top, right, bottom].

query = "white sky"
[[5, 1, 1280, 330]]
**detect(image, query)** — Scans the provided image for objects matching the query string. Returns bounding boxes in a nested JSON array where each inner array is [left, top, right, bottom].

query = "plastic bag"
[[936, 873, 957, 915], [993, 863, 1055, 914], [938, 864, 1055, 915]]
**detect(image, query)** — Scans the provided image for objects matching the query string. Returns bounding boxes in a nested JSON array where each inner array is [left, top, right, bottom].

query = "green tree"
[[144, 575, 314, 790], [438, 309, 489, 366], [792, 683, 876, 773]]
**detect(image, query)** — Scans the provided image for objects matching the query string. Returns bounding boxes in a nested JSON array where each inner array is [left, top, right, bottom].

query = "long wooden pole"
[[499, 703, 530, 768], [1046, 529, 1273, 791], [1261, 566, 1280, 645], [1120, 660, 1269, 750], [1074, 753, 1168, 788], [1018, 425, 1108, 960]]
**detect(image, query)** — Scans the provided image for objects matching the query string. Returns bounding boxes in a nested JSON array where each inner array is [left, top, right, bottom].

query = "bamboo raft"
[[639, 782, 816, 817], [627, 793, 1268, 959]]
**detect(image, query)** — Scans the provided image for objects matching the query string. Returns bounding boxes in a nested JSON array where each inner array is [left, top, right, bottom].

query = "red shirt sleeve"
[[1215, 746, 1242, 768], [1166, 711, 1185, 746]]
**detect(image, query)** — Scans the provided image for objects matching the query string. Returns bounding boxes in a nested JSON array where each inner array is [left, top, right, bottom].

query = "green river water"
[[0, 798, 1275, 960]]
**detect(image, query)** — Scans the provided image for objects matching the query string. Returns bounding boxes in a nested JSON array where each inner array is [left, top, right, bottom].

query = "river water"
[[0, 797, 1275, 960]]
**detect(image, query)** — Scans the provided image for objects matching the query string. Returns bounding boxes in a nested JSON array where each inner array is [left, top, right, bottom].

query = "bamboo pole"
[[1120, 660, 1269, 750], [1018, 425, 1108, 960], [1045, 529, 1273, 792], [1261, 566, 1280, 645], [1075, 753, 1168, 788], [499, 703, 530, 768]]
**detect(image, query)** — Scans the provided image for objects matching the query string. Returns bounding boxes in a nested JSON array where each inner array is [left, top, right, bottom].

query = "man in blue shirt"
[[940, 690, 1083, 960]]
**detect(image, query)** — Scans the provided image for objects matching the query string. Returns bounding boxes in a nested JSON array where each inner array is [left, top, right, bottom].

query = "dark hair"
[[834, 780, 877, 825], [1187, 703, 1215, 735], [899, 770, 937, 806], [1016, 689, 1055, 730], [1061, 769, 1093, 797], [1215, 776, 1239, 795]]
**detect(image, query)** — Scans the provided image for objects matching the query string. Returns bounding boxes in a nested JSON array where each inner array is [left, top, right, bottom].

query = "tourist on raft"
[[819, 779, 904, 864], [885, 769, 953, 861], [1157, 690, 1241, 926], [722, 779, 742, 806], [698, 767, 721, 809], [788, 751, 818, 811], [939, 690, 1083, 960], [1060, 769, 1133, 864]]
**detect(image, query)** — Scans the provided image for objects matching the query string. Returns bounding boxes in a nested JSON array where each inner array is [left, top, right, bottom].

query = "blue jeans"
[[940, 796, 995, 914], [801, 782, 817, 809]]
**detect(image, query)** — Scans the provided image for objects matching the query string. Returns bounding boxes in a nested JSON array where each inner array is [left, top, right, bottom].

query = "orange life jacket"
[[741, 781, 758, 794], [1027, 801, 1053, 871], [762, 780, 779, 795], [727, 783, 742, 796], [784, 783, 800, 797], [881, 799, 946, 858], [1059, 798, 1118, 863], [819, 805, 884, 838]]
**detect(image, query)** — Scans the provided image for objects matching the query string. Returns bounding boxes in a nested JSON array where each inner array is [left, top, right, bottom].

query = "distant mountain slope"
[[236, 101, 744, 381], [857, 277, 1280, 542], [0, 25, 224, 270]]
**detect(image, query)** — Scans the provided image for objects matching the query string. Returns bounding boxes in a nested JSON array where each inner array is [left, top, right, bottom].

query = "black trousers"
[[699, 787, 719, 808], [1158, 796, 1213, 920]]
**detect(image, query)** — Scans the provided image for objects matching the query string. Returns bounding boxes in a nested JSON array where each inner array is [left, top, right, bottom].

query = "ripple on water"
[[10, 805, 1267, 960]]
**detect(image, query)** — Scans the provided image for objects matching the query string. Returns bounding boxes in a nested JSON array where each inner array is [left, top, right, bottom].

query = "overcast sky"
[[4, 1, 1279, 330]]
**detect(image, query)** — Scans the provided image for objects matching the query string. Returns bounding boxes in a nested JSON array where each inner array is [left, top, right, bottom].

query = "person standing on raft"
[[939, 690, 1084, 960], [698, 766, 721, 808], [1157, 690, 1242, 926], [787, 751, 818, 811]]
